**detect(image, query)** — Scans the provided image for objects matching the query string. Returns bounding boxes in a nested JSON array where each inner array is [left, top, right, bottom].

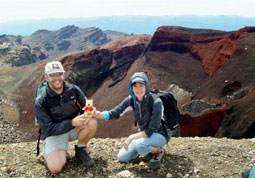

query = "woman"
[[94, 72, 170, 165]]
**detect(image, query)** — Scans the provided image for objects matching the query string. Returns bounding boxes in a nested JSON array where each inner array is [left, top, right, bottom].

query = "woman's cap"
[[131, 77, 145, 85]]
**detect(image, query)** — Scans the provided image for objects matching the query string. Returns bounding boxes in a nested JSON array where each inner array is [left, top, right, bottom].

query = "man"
[[34, 61, 97, 174]]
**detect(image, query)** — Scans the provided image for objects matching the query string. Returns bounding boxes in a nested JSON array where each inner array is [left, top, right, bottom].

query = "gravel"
[[0, 137, 254, 177]]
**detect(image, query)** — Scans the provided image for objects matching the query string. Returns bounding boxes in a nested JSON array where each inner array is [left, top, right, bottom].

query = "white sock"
[[77, 144, 87, 148]]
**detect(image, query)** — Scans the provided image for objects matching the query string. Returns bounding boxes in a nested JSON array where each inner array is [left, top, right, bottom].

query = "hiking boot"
[[75, 145, 95, 167], [242, 169, 250, 178], [139, 152, 154, 162], [148, 147, 165, 170]]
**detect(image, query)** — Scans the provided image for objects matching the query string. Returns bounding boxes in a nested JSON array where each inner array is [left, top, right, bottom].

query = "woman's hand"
[[92, 110, 104, 120], [123, 132, 148, 151], [123, 137, 132, 151]]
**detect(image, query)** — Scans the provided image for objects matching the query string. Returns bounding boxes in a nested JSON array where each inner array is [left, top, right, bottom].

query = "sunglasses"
[[48, 72, 64, 77]]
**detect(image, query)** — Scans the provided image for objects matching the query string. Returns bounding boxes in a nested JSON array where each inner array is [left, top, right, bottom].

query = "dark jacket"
[[105, 72, 170, 142], [33, 81, 86, 139]]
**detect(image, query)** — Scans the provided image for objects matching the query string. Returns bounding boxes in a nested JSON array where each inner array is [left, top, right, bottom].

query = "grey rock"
[[180, 99, 222, 115], [231, 87, 250, 100], [117, 170, 133, 177]]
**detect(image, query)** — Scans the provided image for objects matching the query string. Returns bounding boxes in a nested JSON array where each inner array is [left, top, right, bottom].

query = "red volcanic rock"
[[180, 100, 226, 137], [177, 95, 192, 110], [63, 35, 151, 97], [151, 26, 191, 43], [190, 32, 239, 77], [100, 35, 151, 63], [191, 27, 255, 77], [100, 35, 151, 52], [150, 26, 255, 77], [149, 26, 191, 53]]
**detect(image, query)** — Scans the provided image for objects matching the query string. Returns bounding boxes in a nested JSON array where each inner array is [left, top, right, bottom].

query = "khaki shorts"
[[43, 128, 78, 158]]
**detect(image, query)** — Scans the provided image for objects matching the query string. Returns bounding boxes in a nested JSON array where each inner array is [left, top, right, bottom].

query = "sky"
[[0, 0, 255, 23]]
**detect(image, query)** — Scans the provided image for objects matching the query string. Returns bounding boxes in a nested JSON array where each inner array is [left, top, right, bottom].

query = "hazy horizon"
[[1, 0, 255, 23], [1, 15, 255, 36]]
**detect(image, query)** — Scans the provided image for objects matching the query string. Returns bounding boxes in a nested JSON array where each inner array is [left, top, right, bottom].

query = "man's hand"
[[72, 115, 90, 127], [83, 114, 93, 126]]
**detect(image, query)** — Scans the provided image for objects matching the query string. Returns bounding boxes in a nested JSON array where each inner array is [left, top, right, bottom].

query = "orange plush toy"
[[83, 99, 95, 115]]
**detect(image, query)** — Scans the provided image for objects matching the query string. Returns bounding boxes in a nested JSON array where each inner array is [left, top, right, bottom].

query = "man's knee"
[[47, 159, 66, 174], [46, 150, 66, 174], [48, 165, 62, 174], [76, 118, 97, 133], [88, 118, 97, 130]]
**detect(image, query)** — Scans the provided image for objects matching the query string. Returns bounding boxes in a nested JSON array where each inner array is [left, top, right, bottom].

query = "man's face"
[[45, 72, 64, 92], [132, 82, 146, 101]]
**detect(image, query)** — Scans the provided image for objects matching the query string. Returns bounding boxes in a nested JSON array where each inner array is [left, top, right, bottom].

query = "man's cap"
[[131, 77, 145, 85], [45, 61, 65, 75]]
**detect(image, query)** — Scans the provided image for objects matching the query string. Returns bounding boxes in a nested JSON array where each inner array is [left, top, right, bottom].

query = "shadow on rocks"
[[116, 153, 195, 178], [42, 156, 109, 177]]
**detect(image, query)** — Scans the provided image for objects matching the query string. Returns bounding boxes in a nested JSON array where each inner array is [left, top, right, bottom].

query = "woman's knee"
[[117, 151, 130, 163], [133, 138, 148, 150], [117, 146, 138, 163]]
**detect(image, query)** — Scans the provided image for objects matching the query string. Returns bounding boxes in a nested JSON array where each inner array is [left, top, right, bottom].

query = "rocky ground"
[[1, 97, 254, 178], [0, 97, 28, 144], [0, 96, 255, 177], [0, 119, 24, 144], [0, 136, 254, 178]]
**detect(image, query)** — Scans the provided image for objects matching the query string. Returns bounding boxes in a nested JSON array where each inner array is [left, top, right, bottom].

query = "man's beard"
[[50, 81, 63, 92], [52, 84, 63, 91]]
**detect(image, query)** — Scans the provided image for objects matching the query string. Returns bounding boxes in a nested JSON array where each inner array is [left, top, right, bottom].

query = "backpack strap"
[[70, 84, 84, 114], [148, 92, 169, 137], [35, 82, 47, 157], [129, 97, 138, 126], [36, 128, 41, 156]]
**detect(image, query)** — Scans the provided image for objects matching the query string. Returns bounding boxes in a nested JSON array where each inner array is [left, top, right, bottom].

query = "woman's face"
[[132, 82, 146, 101]]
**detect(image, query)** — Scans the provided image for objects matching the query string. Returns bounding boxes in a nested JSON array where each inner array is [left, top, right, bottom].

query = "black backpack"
[[34, 80, 83, 156], [150, 89, 181, 130], [133, 89, 181, 131]]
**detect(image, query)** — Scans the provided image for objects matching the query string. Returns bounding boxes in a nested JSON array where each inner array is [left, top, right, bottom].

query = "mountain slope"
[[0, 25, 125, 68], [0, 26, 254, 141], [23, 25, 126, 60]]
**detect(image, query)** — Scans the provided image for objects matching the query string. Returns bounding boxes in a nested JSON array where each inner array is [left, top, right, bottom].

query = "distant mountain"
[[0, 34, 46, 67], [1, 15, 255, 36], [0, 25, 126, 67], [23, 25, 126, 58]]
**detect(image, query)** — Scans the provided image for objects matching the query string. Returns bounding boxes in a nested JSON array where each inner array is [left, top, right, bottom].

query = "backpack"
[[150, 89, 181, 130], [34, 80, 83, 156], [133, 89, 181, 132], [34, 80, 47, 125]]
